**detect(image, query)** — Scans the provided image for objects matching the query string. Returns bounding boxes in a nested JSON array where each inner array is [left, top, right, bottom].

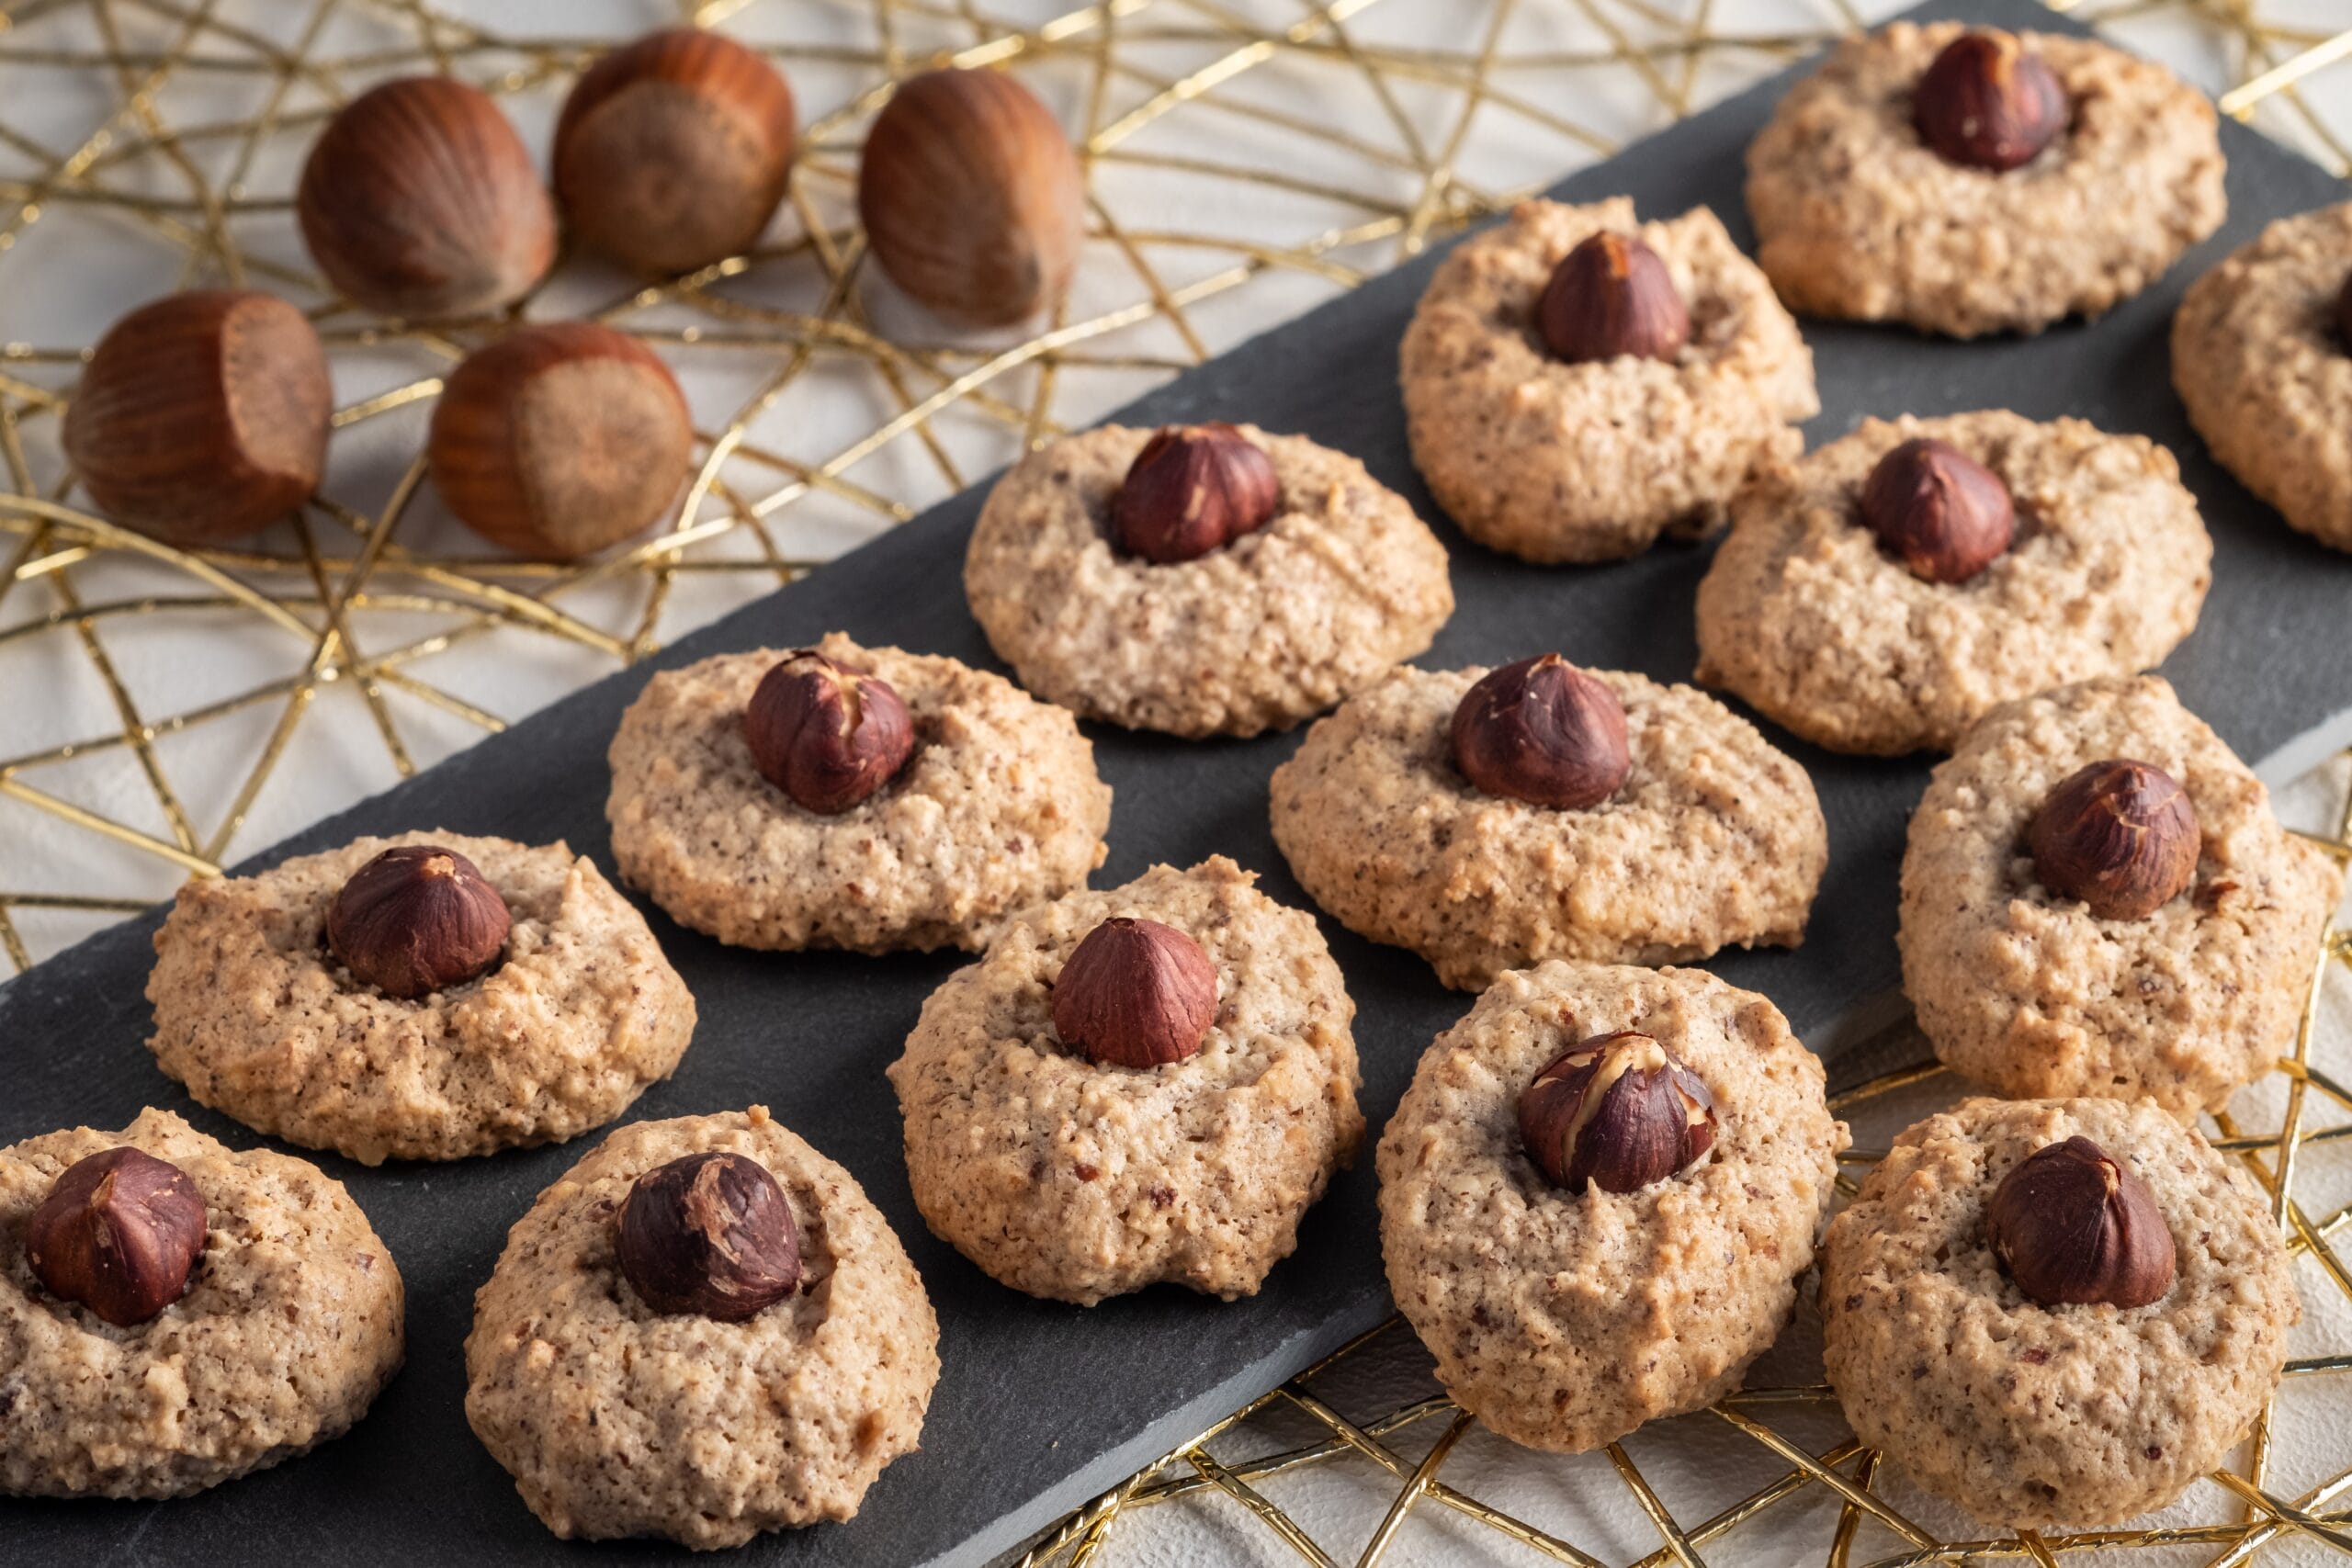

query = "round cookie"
[[148, 830, 695, 1165], [1, 1108, 404, 1498], [888, 857, 1363, 1305], [465, 1107, 938, 1548], [1821, 1096, 2295, 1529], [1900, 676, 2341, 1116], [1399, 197, 1818, 563], [2173, 200, 2352, 550], [1695, 411, 2211, 755], [964, 423, 1453, 737], [1376, 963, 1845, 1453], [1270, 662, 1826, 990], [1745, 22, 2225, 337], [607, 632, 1111, 952]]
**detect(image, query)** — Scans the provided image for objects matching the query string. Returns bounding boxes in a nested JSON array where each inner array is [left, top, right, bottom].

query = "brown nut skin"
[[298, 76, 557, 320], [1112, 423, 1281, 564], [1913, 31, 2069, 174], [1451, 654, 1632, 810], [426, 321, 693, 560], [327, 843, 513, 999], [62, 290, 332, 547], [1860, 437, 2016, 584], [1051, 917, 1219, 1069], [743, 649, 915, 814], [1536, 231, 1690, 366], [616, 1151, 802, 1321], [2028, 758, 2200, 920], [1985, 1134, 2176, 1308], [856, 68, 1085, 327], [555, 28, 797, 276], [26, 1146, 208, 1326], [1518, 1032, 1717, 1195]]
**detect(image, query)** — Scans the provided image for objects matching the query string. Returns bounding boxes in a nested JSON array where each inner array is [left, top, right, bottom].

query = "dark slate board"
[[6, 2, 2351, 1562]]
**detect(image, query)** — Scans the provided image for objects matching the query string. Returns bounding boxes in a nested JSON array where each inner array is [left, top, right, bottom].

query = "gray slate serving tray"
[[5, 2, 2351, 1562]]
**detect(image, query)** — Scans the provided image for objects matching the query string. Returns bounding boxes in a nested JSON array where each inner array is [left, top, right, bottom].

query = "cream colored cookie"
[[1900, 676, 2340, 1116], [1269, 663, 1825, 990], [1746, 22, 2224, 337], [888, 857, 1363, 1305], [1, 1108, 404, 1498], [964, 424, 1453, 737], [465, 1106, 939, 1549], [2173, 200, 2352, 550], [148, 831, 695, 1165], [1399, 197, 1817, 562], [606, 632, 1111, 953], [1821, 1097, 2295, 1529], [1695, 411, 2211, 755], [1377, 963, 1845, 1452]]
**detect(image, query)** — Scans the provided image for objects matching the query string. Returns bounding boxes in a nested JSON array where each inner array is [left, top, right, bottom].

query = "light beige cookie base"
[[1399, 197, 1817, 563], [607, 633, 1112, 953], [964, 424, 1453, 737], [1899, 676, 2342, 1116], [2173, 200, 2352, 550], [1270, 664, 1826, 989], [888, 857, 1363, 1306], [1745, 22, 2225, 337], [1376, 963, 1846, 1452], [1821, 1097, 2295, 1529], [1695, 411, 2211, 755], [464, 1107, 940, 1550], [147, 831, 695, 1165], [0, 1109, 404, 1498]]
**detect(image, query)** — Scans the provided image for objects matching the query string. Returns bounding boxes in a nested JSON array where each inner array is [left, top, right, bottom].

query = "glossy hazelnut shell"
[[2028, 758, 2200, 920], [1985, 1134, 2176, 1308], [1914, 31, 2068, 173], [1536, 231, 1690, 366], [27, 1146, 208, 1326], [743, 650, 915, 814], [1451, 654, 1632, 810], [1517, 1032, 1717, 1195], [327, 843, 513, 999], [1113, 423, 1280, 563], [616, 1151, 802, 1320], [1051, 917, 1219, 1068], [1860, 437, 2016, 584]]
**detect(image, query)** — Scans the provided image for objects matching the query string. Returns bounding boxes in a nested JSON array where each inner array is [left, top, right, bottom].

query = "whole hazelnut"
[[616, 1151, 801, 1321], [2028, 758, 2199, 920], [26, 1146, 207, 1326], [62, 290, 332, 547], [1537, 231, 1690, 366], [298, 76, 557, 319], [1518, 1032, 1717, 1195], [1985, 1134, 2175, 1308], [426, 321, 694, 560], [1913, 31, 2068, 173], [1051, 917, 1218, 1069], [1451, 654, 1631, 810], [1860, 437, 2015, 584], [743, 649, 914, 814], [856, 68, 1085, 326], [327, 843, 512, 999], [555, 28, 797, 276], [1113, 423, 1280, 564]]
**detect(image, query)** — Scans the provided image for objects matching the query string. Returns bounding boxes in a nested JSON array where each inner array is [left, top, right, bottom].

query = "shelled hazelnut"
[[1451, 654, 1631, 810], [2028, 759, 2199, 920], [26, 1146, 207, 1326], [616, 1151, 801, 1320], [856, 68, 1084, 326], [298, 76, 557, 320], [743, 649, 915, 814], [1518, 1032, 1717, 1195], [1537, 231, 1690, 366], [327, 843, 512, 999], [1113, 423, 1279, 563], [1860, 437, 2015, 584], [1985, 1134, 2175, 1308], [1913, 31, 2067, 173], [1051, 917, 1218, 1069], [426, 321, 693, 560], [555, 28, 797, 276], [62, 290, 332, 547]]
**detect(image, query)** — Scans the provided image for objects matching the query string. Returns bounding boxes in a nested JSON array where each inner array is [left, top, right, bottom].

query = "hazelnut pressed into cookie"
[[1399, 197, 1817, 563]]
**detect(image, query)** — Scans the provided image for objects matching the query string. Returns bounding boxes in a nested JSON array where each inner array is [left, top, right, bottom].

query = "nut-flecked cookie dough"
[[1399, 197, 1818, 563], [1821, 1097, 2295, 1529], [1900, 676, 2341, 1115], [466, 1107, 938, 1548], [2173, 200, 2352, 550], [964, 423, 1453, 737], [149, 830, 695, 1165], [1695, 411, 2211, 755], [1377, 963, 1845, 1452], [1746, 22, 2225, 337], [1, 1108, 404, 1498], [1270, 663, 1826, 989], [607, 632, 1111, 952], [888, 857, 1363, 1305]]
